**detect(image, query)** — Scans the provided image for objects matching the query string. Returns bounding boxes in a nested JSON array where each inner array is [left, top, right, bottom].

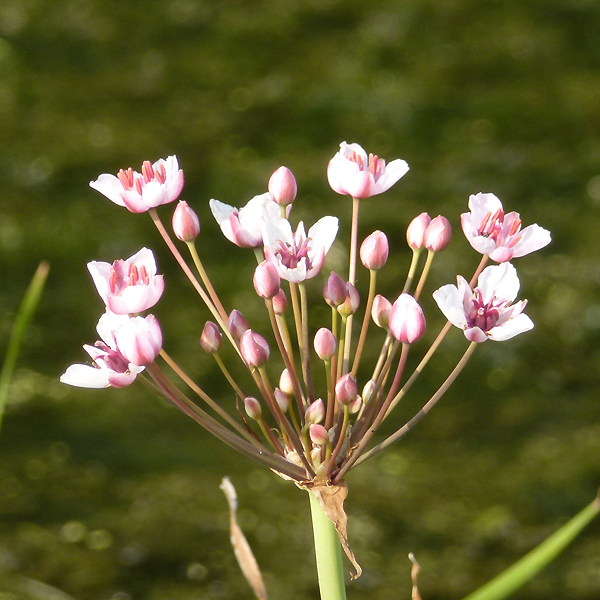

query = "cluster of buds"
[[62, 146, 551, 487]]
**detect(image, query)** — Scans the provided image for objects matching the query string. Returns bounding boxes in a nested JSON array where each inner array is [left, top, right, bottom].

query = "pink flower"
[[253, 260, 281, 299], [90, 156, 184, 213], [406, 213, 431, 250], [240, 330, 270, 367], [87, 248, 164, 315], [262, 216, 338, 283], [433, 262, 533, 343], [360, 230, 389, 270], [60, 312, 144, 388], [389, 294, 426, 344], [314, 328, 337, 361], [268, 166, 297, 206], [424, 215, 452, 252], [172, 201, 200, 242], [115, 314, 163, 366], [327, 142, 409, 199], [209, 193, 282, 249], [461, 193, 551, 262]]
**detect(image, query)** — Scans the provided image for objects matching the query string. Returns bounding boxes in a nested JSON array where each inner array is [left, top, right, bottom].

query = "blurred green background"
[[1, 0, 600, 598]]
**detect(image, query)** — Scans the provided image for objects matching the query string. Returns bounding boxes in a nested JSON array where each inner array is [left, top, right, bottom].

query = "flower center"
[[477, 209, 522, 244], [94, 342, 130, 373], [276, 236, 312, 270], [467, 288, 504, 332], [347, 152, 386, 179], [117, 162, 167, 194], [109, 263, 150, 294]]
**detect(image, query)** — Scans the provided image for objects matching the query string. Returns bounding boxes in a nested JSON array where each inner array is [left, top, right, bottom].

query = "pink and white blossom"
[[209, 193, 282, 249], [90, 156, 184, 213], [115, 314, 163, 366], [461, 193, 551, 262], [262, 216, 338, 283], [389, 294, 426, 344], [60, 312, 144, 389], [433, 262, 533, 343], [327, 142, 409, 199], [87, 248, 164, 315]]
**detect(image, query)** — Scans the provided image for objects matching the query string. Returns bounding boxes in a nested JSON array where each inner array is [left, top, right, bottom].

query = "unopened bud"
[[268, 166, 297, 206], [389, 293, 426, 344], [309, 424, 329, 446], [274, 388, 290, 413], [406, 212, 431, 250], [279, 368, 294, 396], [272, 288, 288, 314], [372, 294, 392, 329], [305, 398, 325, 424], [424, 215, 452, 252], [314, 328, 337, 361], [323, 271, 347, 308], [172, 201, 200, 242], [240, 329, 270, 367], [360, 230, 389, 270], [244, 397, 262, 420], [335, 373, 358, 405], [337, 283, 359, 317], [254, 260, 281, 299], [349, 395, 362, 415], [228, 309, 249, 341], [362, 379, 376, 404], [200, 321, 222, 353]]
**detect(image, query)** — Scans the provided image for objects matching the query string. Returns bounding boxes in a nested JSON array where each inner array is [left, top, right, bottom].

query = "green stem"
[[309, 492, 347, 600]]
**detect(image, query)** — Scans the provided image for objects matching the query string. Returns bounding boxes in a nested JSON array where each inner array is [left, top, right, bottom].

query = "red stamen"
[[369, 154, 378, 176], [117, 168, 134, 190], [128, 263, 139, 285], [135, 178, 143, 195], [478, 211, 492, 235]]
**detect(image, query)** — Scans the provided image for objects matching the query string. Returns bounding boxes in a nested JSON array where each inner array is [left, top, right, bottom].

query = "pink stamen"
[[478, 211, 492, 235], [155, 164, 167, 184], [109, 268, 117, 294], [128, 264, 139, 286], [142, 161, 154, 183], [139, 264, 149, 284], [369, 154, 378, 176], [117, 168, 134, 190], [135, 178, 143, 195], [508, 218, 521, 236], [508, 235, 521, 248]]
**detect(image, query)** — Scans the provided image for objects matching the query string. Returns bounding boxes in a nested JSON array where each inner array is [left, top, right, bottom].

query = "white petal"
[[488, 313, 534, 341], [478, 263, 520, 304], [60, 364, 111, 388], [307, 216, 339, 254], [433, 284, 468, 329], [511, 223, 552, 258], [89, 174, 127, 207]]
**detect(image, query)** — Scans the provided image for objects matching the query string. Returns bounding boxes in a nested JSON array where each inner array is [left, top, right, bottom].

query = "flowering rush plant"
[[62, 146, 562, 599]]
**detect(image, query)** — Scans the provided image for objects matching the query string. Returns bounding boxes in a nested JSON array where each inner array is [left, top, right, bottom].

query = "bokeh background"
[[1, 0, 600, 598]]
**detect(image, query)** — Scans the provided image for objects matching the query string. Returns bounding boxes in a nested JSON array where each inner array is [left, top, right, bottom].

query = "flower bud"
[[240, 329, 270, 367], [313, 328, 337, 361], [268, 166, 297, 206], [253, 260, 281, 299], [372, 294, 392, 329], [305, 398, 325, 424], [362, 379, 376, 404], [337, 283, 359, 317], [360, 230, 389, 270], [335, 373, 358, 405], [309, 424, 329, 446], [279, 368, 294, 396], [274, 388, 290, 413], [348, 395, 362, 415], [115, 314, 162, 366], [272, 288, 288, 314], [244, 396, 262, 420], [424, 215, 452, 252], [228, 309, 249, 341], [406, 212, 431, 250], [323, 271, 347, 308], [172, 201, 200, 242], [389, 294, 426, 344], [200, 321, 222, 353]]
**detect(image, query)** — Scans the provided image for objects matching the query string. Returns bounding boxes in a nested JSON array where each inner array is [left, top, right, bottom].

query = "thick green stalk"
[[309, 492, 347, 600]]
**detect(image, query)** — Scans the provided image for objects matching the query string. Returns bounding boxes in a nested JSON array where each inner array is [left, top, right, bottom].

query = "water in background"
[[1, 1, 600, 598]]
